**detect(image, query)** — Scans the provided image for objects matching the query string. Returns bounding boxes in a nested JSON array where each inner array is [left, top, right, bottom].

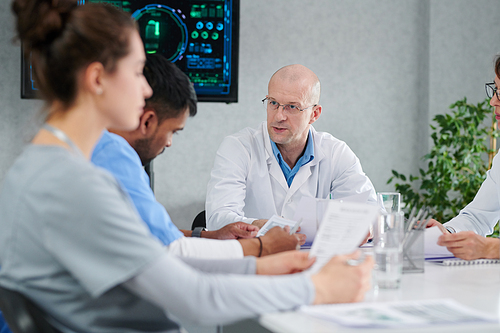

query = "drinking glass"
[[373, 212, 404, 289], [377, 192, 401, 213]]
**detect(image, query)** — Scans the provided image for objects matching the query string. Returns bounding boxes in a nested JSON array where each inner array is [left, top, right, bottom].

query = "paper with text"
[[293, 191, 373, 244], [300, 299, 497, 328], [308, 201, 378, 272]]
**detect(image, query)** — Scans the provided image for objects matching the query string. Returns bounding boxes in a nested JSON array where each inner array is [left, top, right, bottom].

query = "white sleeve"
[[167, 237, 243, 259], [123, 252, 315, 326], [329, 142, 378, 206], [444, 152, 500, 235], [206, 135, 256, 229]]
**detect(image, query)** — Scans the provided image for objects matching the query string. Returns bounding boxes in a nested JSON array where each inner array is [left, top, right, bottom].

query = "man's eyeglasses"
[[485, 82, 500, 100], [262, 97, 317, 115]]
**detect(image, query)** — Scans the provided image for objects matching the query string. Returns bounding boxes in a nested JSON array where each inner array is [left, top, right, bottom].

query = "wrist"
[[486, 238, 500, 259], [259, 235, 270, 256], [252, 219, 267, 229], [257, 236, 263, 257], [192, 227, 207, 238], [255, 257, 264, 275], [310, 274, 325, 305], [201, 230, 218, 239], [237, 238, 261, 256]]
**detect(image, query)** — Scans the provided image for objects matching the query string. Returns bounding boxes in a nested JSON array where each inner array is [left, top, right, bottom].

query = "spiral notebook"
[[427, 258, 500, 266]]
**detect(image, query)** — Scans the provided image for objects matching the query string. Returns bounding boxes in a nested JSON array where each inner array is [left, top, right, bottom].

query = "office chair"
[[191, 210, 206, 230], [0, 286, 61, 333]]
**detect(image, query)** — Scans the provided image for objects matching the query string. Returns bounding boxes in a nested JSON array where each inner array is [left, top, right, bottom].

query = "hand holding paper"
[[425, 226, 454, 259], [256, 215, 299, 237], [309, 201, 379, 272], [293, 192, 373, 244], [437, 230, 500, 260]]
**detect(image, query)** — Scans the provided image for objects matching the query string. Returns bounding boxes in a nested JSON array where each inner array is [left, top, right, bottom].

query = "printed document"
[[293, 191, 372, 244], [300, 299, 497, 328], [308, 201, 378, 272]]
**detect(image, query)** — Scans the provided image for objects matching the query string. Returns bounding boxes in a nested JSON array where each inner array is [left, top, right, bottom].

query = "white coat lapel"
[[287, 164, 312, 198]]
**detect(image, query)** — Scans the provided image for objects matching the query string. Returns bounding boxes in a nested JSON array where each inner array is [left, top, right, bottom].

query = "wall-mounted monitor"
[[21, 0, 239, 103]]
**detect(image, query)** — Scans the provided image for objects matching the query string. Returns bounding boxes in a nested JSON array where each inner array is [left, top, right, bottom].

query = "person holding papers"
[[0, 1, 374, 331], [206, 64, 378, 230], [427, 55, 500, 260], [92, 53, 302, 259]]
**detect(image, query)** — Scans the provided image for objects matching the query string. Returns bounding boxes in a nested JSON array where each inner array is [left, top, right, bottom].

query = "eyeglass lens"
[[486, 83, 499, 99], [264, 99, 298, 113]]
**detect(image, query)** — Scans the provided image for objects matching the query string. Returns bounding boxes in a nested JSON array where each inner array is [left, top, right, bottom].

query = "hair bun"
[[12, 0, 77, 47]]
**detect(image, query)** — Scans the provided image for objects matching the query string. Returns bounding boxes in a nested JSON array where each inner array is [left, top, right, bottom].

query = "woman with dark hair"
[[428, 56, 500, 261], [0, 0, 373, 332]]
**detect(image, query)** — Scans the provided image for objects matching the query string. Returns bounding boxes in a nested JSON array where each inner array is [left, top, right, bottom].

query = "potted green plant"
[[387, 97, 498, 231]]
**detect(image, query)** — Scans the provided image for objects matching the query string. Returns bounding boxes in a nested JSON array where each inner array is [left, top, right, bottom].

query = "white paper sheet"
[[300, 299, 498, 328], [293, 191, 373, 244], [292, 196, 321, 245], [256, 215, 298, 237], [425, 226, 454, 259], [308, 201, 378, 272]]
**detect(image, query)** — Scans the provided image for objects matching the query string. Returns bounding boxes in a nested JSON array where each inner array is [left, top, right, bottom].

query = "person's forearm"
[[251, 219, 267, 229], [181, 229, 243, 239], [238, 232, 299, 257], [199, 230, 221, 239], [167, 237, 243, 259], [238, 238, 261, 257], [179, 255, 256, 274], [124, 252, 315, 326], [180, 229, 235, 239], [180, 229, 192, 237]]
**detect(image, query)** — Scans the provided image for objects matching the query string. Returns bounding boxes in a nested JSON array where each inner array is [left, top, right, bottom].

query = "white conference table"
[[258, 261, 500, 332]]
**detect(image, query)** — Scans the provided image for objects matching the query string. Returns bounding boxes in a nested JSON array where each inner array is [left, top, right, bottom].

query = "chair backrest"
[[0, 286, 61, 333], [191, 210, 206, 230]]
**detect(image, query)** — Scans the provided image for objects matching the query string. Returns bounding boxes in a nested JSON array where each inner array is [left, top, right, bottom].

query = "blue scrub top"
[[92, 131, 183, 245]]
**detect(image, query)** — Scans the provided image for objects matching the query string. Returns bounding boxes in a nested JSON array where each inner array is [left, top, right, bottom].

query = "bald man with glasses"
[[206, 64, 378, 231]]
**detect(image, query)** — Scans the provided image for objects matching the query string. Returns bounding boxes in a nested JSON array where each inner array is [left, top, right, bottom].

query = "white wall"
[[1, 0, 500, 231]]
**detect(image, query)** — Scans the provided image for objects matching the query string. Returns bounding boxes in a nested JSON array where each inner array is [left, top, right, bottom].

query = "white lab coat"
[[206, 122, 378, 230], [444, 150, 500, 235]]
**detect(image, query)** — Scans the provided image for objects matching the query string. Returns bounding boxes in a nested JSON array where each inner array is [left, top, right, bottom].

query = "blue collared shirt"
[[271, 130, 315, 187]]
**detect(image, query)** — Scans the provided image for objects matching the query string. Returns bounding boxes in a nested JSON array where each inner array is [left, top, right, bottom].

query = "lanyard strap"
[[42, 123, 84, 158]]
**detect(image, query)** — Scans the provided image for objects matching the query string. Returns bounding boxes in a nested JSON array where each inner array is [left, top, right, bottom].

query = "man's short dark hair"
[[143, 54, 197, 120]]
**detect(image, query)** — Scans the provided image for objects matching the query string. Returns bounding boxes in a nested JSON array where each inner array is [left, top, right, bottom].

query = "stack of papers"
[[300, 299, 498, 328]]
